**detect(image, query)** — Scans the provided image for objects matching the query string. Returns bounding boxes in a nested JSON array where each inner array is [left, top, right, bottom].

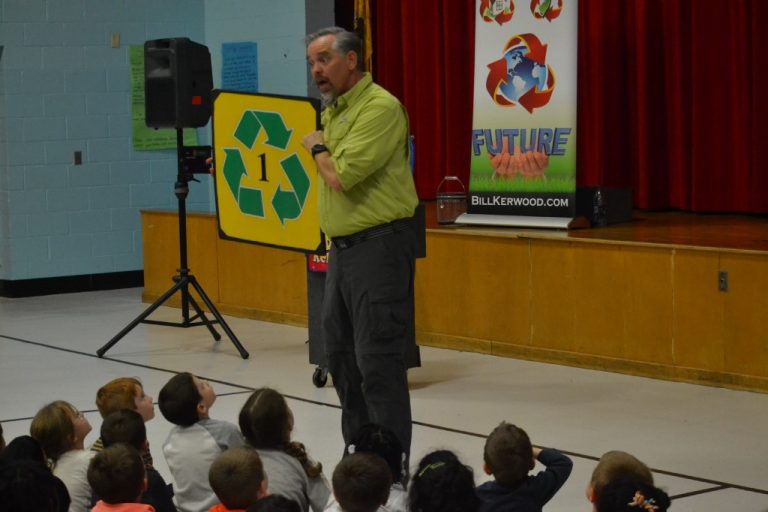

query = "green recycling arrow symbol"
[[223, 148, 264, 217], [223, 110, 309, 225], [235, 110, 293, 150], [272, 153, 310, 225]]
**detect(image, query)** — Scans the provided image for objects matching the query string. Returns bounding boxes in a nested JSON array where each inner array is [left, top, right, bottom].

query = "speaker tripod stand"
[[97, 129, 249, 359]]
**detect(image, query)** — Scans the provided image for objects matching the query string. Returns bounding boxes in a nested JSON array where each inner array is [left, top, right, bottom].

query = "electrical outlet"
[[718, 271, 728, 292]]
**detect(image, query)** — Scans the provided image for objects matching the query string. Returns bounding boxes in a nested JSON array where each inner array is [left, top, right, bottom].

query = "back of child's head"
[[590, 451, 654, 503], [87, 443, 146, 504], [239, 387, 290, 448], [596, 479, 670, 512], [239, 388, 322, 478], [408, 450, 479, 512], [209, 447, 266, 509], [0, 435, 47, 465], [247, 494, 301, 512], [332, 452, 391, 512], [95, 378, 142, 418], [158, 372, 201, 427], [0, 460, 71, 512], [30, 401, 77, 461], [100, 409, 146, 451], [483, 421, 534, 487], [347, 423, 405, 484]]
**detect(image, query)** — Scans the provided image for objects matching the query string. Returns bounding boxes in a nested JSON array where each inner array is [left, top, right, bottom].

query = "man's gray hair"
[[306, 26, 364, 72]]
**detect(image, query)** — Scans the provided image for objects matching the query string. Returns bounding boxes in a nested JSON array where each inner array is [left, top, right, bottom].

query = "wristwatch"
[[311, 143, 329, 158]]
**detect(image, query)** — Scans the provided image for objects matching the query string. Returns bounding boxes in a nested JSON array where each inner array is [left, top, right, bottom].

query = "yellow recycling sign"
[[212, 91, 322, 252]]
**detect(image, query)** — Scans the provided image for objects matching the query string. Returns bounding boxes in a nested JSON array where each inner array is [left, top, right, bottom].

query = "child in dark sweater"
[[476, 422, 572, 512]]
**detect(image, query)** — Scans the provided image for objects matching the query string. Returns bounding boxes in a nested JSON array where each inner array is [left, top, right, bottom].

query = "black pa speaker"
[[144, 38, 213, 129]]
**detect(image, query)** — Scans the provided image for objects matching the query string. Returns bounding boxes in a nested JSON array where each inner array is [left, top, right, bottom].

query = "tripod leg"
[[186, 292, 222, 341], [188, 276, 250, 359], [97, 277, 187, 357]]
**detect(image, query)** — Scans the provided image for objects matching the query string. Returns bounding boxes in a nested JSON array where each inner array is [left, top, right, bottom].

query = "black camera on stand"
[[181, 146, 213, 175]]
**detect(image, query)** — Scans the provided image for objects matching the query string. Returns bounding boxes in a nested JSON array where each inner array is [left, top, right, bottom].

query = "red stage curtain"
[[375, 0, 768, 213], [374, 2, 475, 199]]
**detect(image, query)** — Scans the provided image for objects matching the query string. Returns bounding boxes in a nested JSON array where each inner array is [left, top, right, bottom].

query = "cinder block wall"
[[0, 0, 207, 281], [0, 0, 316, 283]]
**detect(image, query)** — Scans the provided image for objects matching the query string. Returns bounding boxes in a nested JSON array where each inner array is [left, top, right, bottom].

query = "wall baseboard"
[[0, 271, 144, 298]]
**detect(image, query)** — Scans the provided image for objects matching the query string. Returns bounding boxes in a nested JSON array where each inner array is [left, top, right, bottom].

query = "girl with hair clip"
[[408, 450, 480, 512], [30, 400, 94, 512], [239, 388, 330, 512], [597, 479, 671, 512], [325, 423, 408, 512]]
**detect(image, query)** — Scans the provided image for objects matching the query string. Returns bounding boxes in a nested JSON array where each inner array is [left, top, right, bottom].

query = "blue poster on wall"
[[221, 42, 258, 92]]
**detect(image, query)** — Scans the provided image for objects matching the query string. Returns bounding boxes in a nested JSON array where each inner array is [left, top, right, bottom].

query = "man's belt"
[[331, 217, 412, 250]]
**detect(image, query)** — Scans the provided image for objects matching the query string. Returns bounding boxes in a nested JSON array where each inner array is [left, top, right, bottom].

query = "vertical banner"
[[460, 0, 577, 227]]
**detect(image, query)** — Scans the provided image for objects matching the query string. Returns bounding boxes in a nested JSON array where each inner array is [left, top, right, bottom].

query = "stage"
[[141, 206, 768, 393]]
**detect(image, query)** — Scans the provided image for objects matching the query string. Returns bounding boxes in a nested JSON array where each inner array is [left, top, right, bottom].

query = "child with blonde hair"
[[30, 400, 94, 512]]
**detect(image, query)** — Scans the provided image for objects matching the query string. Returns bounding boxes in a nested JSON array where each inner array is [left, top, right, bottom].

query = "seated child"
[[100, 409, 175, 512], [93, 377, 156, 468], [476, 422, 572, 512], [325, 423, 407, 512], [587, 451, 654, 510], [0, 459, 71, 512], [408, 450, 480, 512], [30, 400, 95, 512], [247, 495, 301, 512], [596, 479, 670, 512], [331, 453, 391, 512], [209, 447, 268, 512], [159, 372, 244, 512], [87, 443, 153, 512], [238, 388, 330, 512], [0, 435, 48, 465]]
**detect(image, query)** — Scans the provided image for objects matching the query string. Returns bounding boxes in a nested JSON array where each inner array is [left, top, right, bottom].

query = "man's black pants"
[[322, 222, 416, 456]]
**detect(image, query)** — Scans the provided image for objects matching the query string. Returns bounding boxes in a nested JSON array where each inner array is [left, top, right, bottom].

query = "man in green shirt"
[[302, 27, 418, 459]]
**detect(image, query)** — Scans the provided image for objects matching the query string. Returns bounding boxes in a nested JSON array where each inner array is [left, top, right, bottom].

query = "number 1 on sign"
[[258, 152, 268, 181]]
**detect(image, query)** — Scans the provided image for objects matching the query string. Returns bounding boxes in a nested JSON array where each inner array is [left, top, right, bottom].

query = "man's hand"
[[489, 138, 549, 180], [302, 130, 343, 192], [302, 130, 325, 152]]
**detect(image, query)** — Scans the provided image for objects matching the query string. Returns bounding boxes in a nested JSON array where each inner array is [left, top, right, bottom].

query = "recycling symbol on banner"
[[222, 110, 310, 225], [530, 0, 563, 22], [485, 33, 556, 113]]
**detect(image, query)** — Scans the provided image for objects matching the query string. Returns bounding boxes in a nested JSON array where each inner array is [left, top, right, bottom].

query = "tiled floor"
[[1, 288, 767, 511]]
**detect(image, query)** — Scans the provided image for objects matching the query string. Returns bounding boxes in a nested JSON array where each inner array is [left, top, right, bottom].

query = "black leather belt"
[[332, 217, 412, 249]]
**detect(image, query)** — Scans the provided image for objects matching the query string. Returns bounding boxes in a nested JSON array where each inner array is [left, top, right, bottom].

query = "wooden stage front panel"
[[141, 209, 768, 392]]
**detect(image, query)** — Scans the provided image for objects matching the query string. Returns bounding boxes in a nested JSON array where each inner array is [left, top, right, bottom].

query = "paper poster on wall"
[[458, 0, 578, 228], [129, 45, 198, 150], [221, 42, 258, 92]]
